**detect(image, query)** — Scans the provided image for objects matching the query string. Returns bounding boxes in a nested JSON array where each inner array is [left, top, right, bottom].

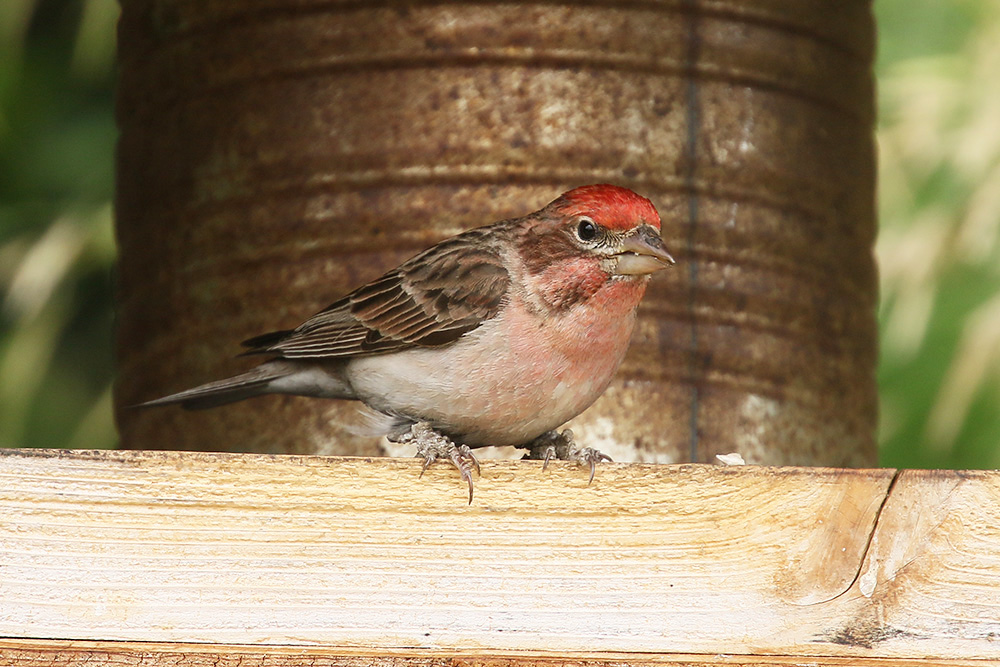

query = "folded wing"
[[242, 229, 510, 359]]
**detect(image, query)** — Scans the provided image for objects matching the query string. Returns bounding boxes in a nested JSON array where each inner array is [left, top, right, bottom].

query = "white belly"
[[344, 300, 637, 446]]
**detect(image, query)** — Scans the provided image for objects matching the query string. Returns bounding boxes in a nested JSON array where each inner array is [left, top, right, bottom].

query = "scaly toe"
[[526, 429, 611, 483], [403, 423, 480, 504], [450, 444, 481, 505], [541, 445, 556, 471], [569, 447, 614, 484]]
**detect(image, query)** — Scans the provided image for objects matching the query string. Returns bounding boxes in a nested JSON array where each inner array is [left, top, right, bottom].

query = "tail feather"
[[133, 364, 292, 411]]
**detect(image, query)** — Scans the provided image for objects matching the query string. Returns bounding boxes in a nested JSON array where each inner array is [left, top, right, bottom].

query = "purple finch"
[[139, 184, 674, 501]]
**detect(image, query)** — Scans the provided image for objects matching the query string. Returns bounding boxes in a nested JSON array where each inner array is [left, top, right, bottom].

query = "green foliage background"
[[1, 0, 998, 467]]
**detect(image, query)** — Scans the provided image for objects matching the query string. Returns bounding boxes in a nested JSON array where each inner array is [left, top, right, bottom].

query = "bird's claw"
[[402, 422, 480, 504], [528, 429, 612, 484], [578, 447, 613, 484]]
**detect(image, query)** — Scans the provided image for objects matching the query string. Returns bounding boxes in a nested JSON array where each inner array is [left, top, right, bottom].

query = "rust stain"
[[116, 0, 877, 464]]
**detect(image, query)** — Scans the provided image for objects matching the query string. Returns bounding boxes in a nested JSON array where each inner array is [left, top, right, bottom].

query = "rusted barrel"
[[116, 1, 877, 465]]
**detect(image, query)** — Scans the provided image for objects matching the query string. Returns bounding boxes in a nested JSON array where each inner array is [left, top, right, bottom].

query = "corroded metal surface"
[[115, 0, 877, 464]]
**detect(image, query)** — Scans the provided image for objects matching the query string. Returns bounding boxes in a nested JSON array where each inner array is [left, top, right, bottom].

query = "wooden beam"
[[1, 449, 999, 661]]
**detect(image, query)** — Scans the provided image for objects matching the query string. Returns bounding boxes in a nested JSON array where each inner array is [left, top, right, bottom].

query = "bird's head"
[[516, 184, 674, 311], [550, 183, 675, 276]]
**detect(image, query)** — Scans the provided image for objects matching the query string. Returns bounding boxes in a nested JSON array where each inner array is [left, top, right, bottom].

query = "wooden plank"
[[1, 449, 998, 659], [0, 639, 995, 667]]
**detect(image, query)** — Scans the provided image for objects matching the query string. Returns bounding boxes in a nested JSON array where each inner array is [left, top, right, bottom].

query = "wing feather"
[[241, 226, 510, 359]]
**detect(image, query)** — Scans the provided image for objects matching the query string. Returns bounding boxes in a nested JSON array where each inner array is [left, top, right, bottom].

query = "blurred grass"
[[876, 0, 1000, 468], [1, 0, 998, 466], [0, 0, 117, 450]]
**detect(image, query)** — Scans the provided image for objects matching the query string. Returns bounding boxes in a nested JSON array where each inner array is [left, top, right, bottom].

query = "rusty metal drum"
[[115, 1, 877, 465]]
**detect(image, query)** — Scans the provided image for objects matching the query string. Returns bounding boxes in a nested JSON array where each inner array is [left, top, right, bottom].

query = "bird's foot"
[[397, 422, 480, 504], [526, 429, 612, 484]]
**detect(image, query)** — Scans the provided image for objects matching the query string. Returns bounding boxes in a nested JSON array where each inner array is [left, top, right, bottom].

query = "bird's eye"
[[576, 218, 599, 242]]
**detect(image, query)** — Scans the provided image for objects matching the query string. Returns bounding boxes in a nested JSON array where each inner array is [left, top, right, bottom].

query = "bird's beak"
[[613, 224, 675, 276]]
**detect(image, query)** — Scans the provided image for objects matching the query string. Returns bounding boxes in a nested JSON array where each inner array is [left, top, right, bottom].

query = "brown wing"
[[242, 228, 510, 359]]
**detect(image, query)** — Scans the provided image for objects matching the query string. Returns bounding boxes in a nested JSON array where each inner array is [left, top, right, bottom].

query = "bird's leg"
[[526, 429, 612, 484], [394, 422, 480, 504]]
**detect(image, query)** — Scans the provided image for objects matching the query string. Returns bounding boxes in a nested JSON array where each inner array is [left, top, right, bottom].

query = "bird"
[[138, 184, 674, 502]]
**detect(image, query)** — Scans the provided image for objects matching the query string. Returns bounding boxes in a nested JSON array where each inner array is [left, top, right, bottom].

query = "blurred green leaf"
[[0, 0, 115, 450], [877, 1, 1000, 468]]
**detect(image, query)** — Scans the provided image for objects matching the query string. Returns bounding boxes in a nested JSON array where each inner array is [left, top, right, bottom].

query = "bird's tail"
[[133, 363, 295, 411]]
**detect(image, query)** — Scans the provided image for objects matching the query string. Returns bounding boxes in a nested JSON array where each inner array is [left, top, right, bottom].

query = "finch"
[[139, 184, 674, 501]]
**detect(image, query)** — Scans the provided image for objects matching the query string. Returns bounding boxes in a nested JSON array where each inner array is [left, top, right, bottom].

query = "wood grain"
[[0, 639, 994, 667], [1, 450, 999, 660]]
